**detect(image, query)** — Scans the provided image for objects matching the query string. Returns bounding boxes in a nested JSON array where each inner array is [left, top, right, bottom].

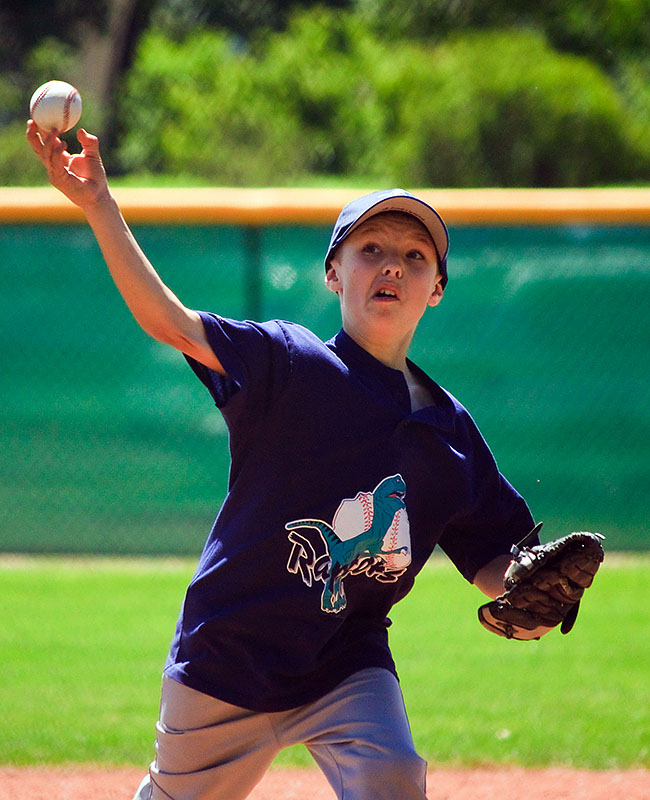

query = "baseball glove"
[[478, 523, 605, 640]]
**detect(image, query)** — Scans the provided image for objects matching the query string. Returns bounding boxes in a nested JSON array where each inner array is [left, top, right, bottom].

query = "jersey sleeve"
[[437, 407, 536, 583], [184, 312, 291, 412]]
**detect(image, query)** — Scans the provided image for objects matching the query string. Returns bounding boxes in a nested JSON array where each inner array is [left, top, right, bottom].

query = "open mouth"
[[374, 288, 399, 300]]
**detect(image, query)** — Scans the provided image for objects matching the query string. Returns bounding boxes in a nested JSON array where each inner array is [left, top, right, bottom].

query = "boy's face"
[[325, 212, 444, 347]]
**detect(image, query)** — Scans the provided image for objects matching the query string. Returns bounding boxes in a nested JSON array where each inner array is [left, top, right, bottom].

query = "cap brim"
[[341, 196, 448, 264]]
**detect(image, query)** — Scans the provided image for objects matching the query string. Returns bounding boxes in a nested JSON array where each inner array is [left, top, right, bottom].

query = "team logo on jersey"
[[285, 474, 411, 613]]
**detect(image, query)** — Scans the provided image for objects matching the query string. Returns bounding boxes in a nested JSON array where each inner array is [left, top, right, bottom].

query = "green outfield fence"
[[1, 188, 649, 554]]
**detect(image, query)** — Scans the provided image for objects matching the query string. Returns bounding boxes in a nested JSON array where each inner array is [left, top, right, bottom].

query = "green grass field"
[[2, 555, 648, 770]]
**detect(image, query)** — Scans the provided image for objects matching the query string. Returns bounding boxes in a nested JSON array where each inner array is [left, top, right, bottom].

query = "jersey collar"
[[327, 328, 456, 427]]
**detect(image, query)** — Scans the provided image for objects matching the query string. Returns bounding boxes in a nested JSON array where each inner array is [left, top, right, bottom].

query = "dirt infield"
[[1, 766, 649, 800]]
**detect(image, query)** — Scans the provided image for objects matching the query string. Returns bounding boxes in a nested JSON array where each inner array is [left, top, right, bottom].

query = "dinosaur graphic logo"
[[285, 474, 411, 613]]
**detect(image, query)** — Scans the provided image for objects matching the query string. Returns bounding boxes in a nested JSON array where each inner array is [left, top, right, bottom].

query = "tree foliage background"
[[2, 0, 650, 186]]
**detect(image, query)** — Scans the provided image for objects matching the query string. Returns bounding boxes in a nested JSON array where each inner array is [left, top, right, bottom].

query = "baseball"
[[29, 80, 82, 133]]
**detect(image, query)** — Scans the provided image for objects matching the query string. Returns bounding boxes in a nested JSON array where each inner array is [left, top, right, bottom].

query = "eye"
[[407, 249, 425, 261], [362, 242, 381, 255]]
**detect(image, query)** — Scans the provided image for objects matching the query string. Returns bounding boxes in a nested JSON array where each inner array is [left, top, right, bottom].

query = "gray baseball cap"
[[325, 189, 449, 288]]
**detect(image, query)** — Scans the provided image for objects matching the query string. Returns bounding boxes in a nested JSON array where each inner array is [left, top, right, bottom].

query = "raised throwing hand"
[[26, 122, 110, 209]]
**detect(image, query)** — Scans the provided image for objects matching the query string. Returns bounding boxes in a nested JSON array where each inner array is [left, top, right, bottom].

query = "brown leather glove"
[[478, 525, 605, 640]]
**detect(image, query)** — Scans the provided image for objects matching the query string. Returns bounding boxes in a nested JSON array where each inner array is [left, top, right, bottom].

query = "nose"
[[382, 261, 402, 279]]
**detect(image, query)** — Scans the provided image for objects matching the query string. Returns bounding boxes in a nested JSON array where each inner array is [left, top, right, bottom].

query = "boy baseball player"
[[27, 123, 550, 799]]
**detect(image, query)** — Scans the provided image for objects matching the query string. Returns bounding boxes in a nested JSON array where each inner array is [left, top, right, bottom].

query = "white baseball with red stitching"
[[382, 508, 410, 570], [30, 80, 82, 133], [333, 491, 374, 541]]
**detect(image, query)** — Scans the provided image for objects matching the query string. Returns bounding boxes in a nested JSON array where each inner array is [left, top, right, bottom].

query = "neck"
[[343, 323, 412, 372]]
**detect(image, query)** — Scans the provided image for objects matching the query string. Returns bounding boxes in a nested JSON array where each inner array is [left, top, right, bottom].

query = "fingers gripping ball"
[[30, 81, 82, 134], [478, 525, 605, 641]]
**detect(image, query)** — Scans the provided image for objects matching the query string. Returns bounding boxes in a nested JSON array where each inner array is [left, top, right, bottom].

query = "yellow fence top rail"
[[2, 186, 650, 225]]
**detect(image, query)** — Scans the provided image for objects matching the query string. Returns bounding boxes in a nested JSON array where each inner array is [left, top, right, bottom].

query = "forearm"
[[473, 553, 511, 599], [83, 194, 195, 344], [26, 123, 218, 365]]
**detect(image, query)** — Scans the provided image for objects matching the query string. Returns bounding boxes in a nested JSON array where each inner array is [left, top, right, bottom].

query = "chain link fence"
[[1, 221, 648, 554]]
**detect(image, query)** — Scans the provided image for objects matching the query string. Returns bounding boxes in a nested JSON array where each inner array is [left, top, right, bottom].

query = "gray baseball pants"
[[132, 667, 427, 800]]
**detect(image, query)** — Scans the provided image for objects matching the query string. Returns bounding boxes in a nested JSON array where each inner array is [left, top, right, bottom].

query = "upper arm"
[[153, 307, 227, 375]]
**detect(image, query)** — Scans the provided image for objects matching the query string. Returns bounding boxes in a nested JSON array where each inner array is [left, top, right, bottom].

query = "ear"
[[325, 263, 342, 294], [427, 280, 444, 308]]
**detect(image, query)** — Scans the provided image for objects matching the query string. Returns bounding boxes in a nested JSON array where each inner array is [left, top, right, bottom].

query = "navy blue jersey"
[[164, 314, 534, 711]]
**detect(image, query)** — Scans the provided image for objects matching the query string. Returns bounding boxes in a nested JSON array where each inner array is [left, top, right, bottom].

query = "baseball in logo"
[[286, 474, 412, 613]]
